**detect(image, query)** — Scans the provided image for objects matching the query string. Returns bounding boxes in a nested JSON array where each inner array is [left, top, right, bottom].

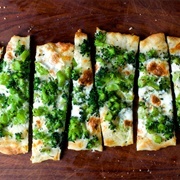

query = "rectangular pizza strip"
[[68, 29, 102, 151], [0, 36, 31, 154], [94, 27, 139, 147], [31, 42, 74, 163], [137, 33, 176, 151], [167, 36, 180, 127]]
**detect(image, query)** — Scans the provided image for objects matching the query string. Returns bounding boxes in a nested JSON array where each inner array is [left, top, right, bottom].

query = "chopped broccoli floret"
[[34, 77, 41, 90], [79, 39, 90, 56], [15, 41, 25, 56], [145, 106, 174, 141], [45, 109, 64, 132], [33, 106, 48, 116], [138, 75, 159, 90], [0, 94, 8, 108], [147, 49, 158, 58], [86, 135, 99, 149], [171, 55, 180, 64], [139, 75, 171, 92], [33, 129, 61, 148], [139, 53, 146, 63], [87, 87, 99, 115], [68, 117, 89, 141], [71, 68, 81, 81], [101, 45, 117, 61], [15, 132, 23, 142], [159, 76, 171, 92], [41, 79, 58, 105], [95, 30, 106, 47]]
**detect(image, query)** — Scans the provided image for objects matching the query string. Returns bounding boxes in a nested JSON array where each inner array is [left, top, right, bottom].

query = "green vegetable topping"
[[15, 41, 25, 56], [45, 109, 64, 132], [56, 70, 67, 86], [68, 117, 89, 142], [33, 106, 48, 116], [86, 135, 99, 149], [171, 55, 180, 64], [144, 106, 174, 141], [15, 132, 23, 142], [33, 129, 61, 148], [36, 62, 49, 75], [94, 29, 136, 131], [41, 79, 58, 105], [79, 39, 90, 56], [153, 134, 162, 144], [0, 39, 31, 134], [138, 75, 170, 92], [147, 49, 158, 58], [95, 30, 106, 47]]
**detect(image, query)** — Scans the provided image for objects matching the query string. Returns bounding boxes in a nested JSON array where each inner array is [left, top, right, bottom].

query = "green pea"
[[105, 112, 113, 121], [153, 134, 162, 144], [158, 123, 165, 132]]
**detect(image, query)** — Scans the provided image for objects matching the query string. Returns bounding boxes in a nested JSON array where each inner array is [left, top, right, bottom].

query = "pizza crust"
[[137, 135, 176, 151], [167, 36, 180, 55], [98, 27, 139, 52], [0, 138, 28, 155], [140, 33, 167, 54]]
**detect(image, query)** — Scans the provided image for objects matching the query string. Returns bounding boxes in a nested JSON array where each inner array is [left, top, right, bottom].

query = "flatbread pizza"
[[68, 29, 102, 151], [31, 42, 74, 163], [137, 33, 176, 151], [94, 27, 139, 147], [0, 36, 31, 154]]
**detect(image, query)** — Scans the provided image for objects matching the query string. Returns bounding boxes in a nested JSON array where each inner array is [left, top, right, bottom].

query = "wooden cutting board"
[[1, 0, 180, 179]]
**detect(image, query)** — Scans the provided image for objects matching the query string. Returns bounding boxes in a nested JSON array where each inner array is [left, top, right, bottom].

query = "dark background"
[[1, 0, 180, 179]]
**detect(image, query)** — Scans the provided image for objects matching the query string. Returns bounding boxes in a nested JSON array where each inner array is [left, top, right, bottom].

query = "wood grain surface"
[[1, 0, 180, 179]]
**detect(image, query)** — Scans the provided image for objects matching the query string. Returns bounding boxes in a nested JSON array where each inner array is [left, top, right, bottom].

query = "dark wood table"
[[1, 0, 180, 179]]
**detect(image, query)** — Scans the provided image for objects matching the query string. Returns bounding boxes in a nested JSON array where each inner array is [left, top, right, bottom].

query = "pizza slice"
[[167, 36, 180, 127], [94, 27, 139, 147], [31, 42, 74, 163], [68, 29, 102, 151], [137, 33, 176, 151], [0, 35, 31, 154]]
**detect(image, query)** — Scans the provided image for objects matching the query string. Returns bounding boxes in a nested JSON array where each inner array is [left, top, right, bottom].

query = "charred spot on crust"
[[78, 68, 93, 86], [124, 120, 132, 127], [147, 61, 168, 76], [88, 116, 100, 130], [151, 94, 161, 106]]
